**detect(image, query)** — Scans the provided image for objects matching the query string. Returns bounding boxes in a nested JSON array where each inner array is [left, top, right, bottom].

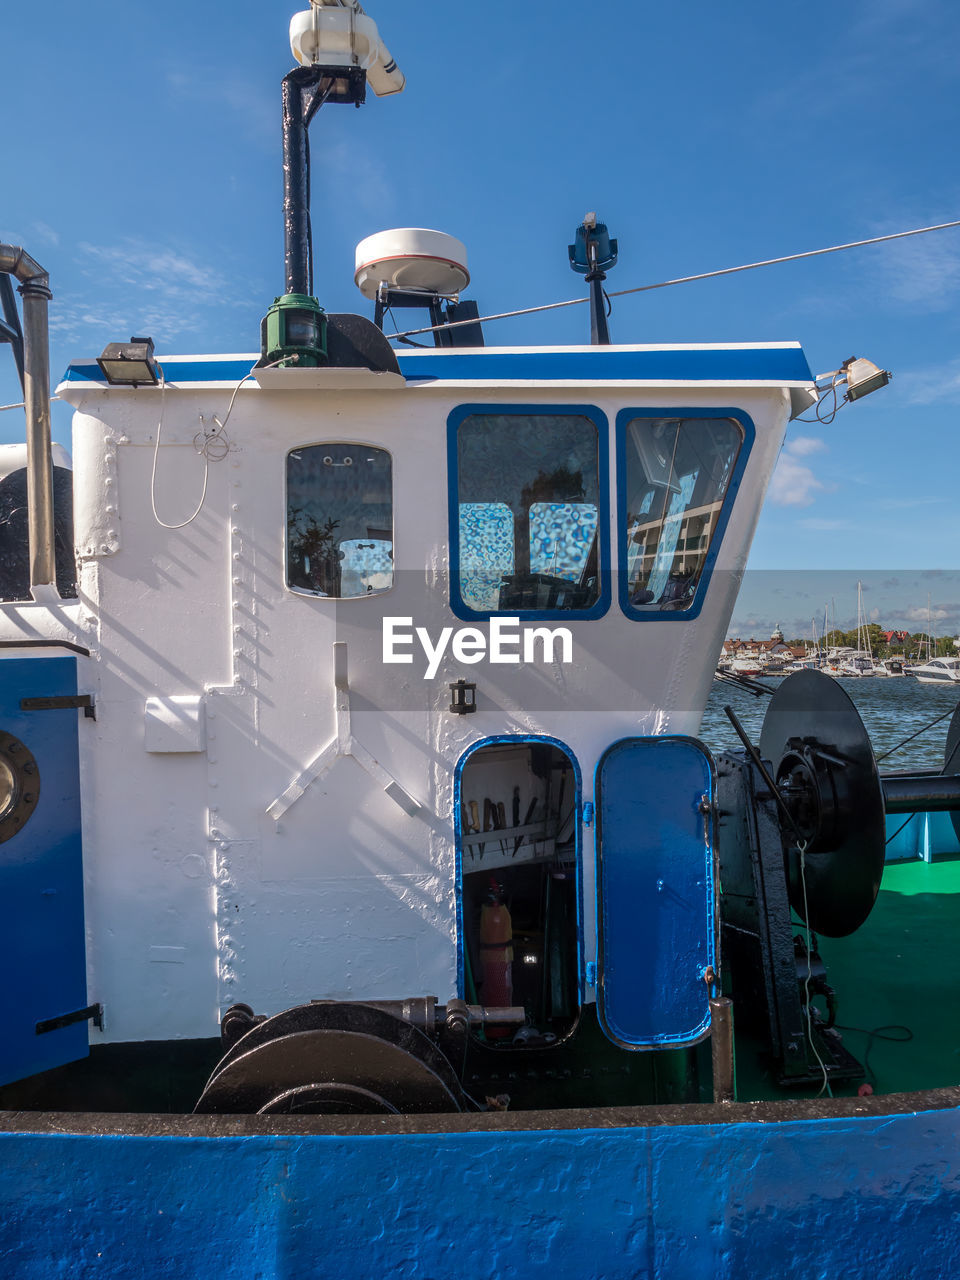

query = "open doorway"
[[458, 739, 580, 1047]]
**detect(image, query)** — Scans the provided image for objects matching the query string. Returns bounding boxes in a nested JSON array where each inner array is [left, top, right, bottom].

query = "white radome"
[[354, 228, 470, 300]]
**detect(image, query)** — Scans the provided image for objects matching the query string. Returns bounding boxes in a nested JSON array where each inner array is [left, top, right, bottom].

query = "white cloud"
[[784, 435, 826, 458], [896, 356, 960, 405], [769, 438, 828, 507], [905, 605, 951, 622], [78, 241, 226, 297], [46, 239, 262, 347], [873, 229, 960, 313]]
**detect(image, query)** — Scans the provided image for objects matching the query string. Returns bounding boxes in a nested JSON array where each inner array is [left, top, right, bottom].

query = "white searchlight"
[[289, 0, 405, 97]]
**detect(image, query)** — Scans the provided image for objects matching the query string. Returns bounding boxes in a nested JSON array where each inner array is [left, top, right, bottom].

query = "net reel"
[[760, 670, 960, 936], [718, 670, 960, 1086]]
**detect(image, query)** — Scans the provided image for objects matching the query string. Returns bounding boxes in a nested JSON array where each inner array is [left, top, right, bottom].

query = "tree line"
[[785, 624, 958, 658]]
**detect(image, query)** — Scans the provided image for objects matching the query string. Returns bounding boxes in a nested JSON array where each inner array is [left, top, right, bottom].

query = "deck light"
[[96, 337, 159, 387], [842, 356, 891, 402], [449, 679, 477, 715]]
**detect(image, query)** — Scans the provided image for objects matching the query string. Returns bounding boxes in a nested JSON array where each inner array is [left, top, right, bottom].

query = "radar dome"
[[354, 229, 469, 300]]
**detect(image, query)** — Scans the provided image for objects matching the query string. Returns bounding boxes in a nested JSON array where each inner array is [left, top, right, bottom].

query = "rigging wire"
[[876, 700, 960, 763], [386, 218, 960, 341], [1, 397, 60, 413]]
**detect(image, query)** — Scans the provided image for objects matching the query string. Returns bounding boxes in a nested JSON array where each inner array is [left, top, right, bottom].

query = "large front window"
[[286, 444, 393, 597], [620, 414, 745, 615], [452, 411, 605, 616]]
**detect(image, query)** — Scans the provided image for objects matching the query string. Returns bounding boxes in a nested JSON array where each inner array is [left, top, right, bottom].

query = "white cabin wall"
[[72, 405, 233, 1040], [59, 376, 790, 1044]]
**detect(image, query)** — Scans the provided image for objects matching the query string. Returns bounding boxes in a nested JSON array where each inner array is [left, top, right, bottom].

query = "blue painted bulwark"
[[596, 737, 715, 1047], [1, 1105, 959, 1278], [885, 809, 960, 861], [0, 655, 88, 1086]]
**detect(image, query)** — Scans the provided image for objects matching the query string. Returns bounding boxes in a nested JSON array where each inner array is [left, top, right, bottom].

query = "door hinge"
[[36, 1003, 104, 1035], [585, 960, 597, 987], [20, 694, 96, 720]]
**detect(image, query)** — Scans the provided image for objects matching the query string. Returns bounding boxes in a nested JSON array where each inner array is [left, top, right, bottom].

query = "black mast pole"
[[281, 70, 312, 298]]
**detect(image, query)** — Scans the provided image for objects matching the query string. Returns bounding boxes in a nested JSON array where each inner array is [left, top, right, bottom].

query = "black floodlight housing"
[[97, 337, 159, 387], [843, 356, 891, 402]]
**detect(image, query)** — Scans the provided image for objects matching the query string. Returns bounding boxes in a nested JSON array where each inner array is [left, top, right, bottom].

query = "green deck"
[[738, 855, 960, 1101], [818, 855, 960, 1096]]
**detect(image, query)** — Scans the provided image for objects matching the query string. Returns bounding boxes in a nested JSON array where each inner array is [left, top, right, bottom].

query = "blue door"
[[0, 653, 89, 1086], [595, 736, 715, 1049]]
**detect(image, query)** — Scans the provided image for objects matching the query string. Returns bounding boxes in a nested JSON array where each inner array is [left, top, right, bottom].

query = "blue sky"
[[2, 0, 959, 637]]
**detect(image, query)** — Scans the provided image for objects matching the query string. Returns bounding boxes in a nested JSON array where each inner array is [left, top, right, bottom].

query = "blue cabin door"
[[595, 737, 715, 1049], [0, 654, 89, 1086]]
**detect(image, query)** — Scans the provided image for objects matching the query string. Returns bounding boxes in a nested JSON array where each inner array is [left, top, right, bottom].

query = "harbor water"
[[701, 674, 960, 770]]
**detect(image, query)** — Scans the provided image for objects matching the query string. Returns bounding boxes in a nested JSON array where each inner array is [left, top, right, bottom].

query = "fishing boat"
[[1, 3, 960, 1275]]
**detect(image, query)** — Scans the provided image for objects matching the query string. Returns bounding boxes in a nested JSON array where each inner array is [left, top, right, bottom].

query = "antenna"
[[260, 1, 405, 370], [569, 213, 618, 345]]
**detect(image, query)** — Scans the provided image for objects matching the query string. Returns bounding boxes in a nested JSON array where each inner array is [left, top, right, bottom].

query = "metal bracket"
[[20, 694, 96, 720], [36, 1002, 103, 1035], [266, 642, 424, 823]]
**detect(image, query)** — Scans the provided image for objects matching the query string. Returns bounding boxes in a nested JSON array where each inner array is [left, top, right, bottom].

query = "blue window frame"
[[448, 405, 610, 621], [616, 408, 754, 621]]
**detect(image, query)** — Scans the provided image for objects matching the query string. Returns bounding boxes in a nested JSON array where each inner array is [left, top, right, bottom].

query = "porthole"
[[0, 731, 40, 844]]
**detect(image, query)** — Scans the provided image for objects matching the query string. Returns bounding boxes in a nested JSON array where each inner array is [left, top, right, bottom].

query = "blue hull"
[[3, 1097, 960, 1278]]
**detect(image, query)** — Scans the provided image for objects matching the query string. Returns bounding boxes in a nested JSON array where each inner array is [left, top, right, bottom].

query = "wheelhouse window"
[[620, 415, 744, 614], [286, 444, 393, 597], [453, 412, 604, 616]]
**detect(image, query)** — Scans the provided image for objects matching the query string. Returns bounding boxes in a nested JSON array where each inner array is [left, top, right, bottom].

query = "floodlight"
[[843, 356, 891, 402], [96, 337, 159, 387]]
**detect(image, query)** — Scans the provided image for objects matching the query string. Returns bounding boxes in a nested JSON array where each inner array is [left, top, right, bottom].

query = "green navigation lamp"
[[260, 293, 327, 367]]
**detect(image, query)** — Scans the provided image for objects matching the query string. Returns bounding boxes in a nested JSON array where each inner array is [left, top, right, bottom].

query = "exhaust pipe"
[[0, 245, 56, 598]]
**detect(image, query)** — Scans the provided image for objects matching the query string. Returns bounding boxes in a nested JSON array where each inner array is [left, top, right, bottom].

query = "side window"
[[286, 444, 393, 598], [620, 415, 745, 615], [452, 411, 606, 617]]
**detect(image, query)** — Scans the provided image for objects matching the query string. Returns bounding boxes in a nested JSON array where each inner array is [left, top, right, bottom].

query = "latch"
[[20, 694, 96, 720], [36, 1003, 104, 1035]]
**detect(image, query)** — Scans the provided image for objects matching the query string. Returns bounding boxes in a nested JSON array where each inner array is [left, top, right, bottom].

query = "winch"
[[718, 670, 960, 1086]]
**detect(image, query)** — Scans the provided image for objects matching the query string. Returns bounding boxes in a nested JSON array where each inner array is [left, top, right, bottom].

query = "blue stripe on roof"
[[397, 347, 814, 382], [60, 360, 258, 384], [61, 346, 813, 386]]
